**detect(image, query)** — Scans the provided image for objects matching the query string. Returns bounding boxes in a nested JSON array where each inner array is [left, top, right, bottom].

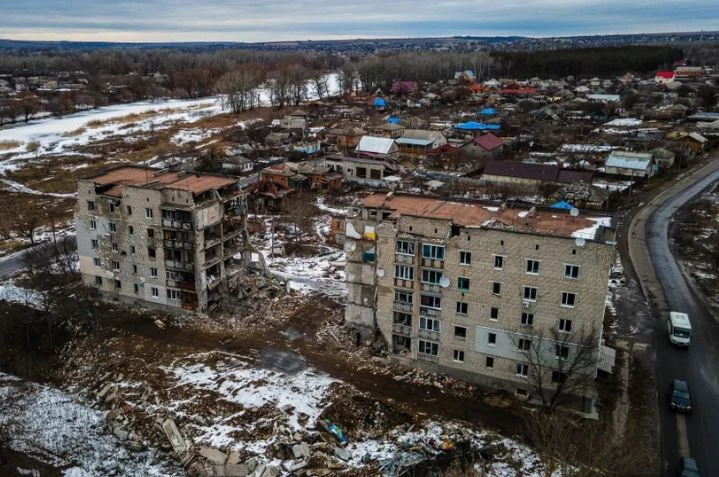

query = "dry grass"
[[25, 141, 40, 153], [62, 127, 87, 137], [0, 140, 22, 151]]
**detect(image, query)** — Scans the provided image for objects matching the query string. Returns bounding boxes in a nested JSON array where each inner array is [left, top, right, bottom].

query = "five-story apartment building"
[[345, 193, 615, 413]]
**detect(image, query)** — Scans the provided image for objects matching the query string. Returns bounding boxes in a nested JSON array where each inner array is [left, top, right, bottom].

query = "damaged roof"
[[85, 166, 237, 197], [361, 193, 613, 241]]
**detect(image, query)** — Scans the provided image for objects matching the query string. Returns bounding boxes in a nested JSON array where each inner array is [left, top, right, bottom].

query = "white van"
[[668, 311, 692, 347]]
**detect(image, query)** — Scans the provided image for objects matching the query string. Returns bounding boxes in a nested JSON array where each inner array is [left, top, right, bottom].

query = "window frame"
[[486, 356, 495, 369], [558, 318, 573, 333], [516, 363, 529, 377], [421, 244, 445, 261], [526, 259, 540, 275], [394, 290, 413, 304], [420, 294, 442, 310], [523, 286, 538, 302], [459, 251, 472, 265], [418, 339, 439, 356], [492, 282, 501, 295], [455, 301, 468, 315], [145, 208, 154, 219], [488, 332, 497, 346], [452, 349, 465, 363], [564, 264, 580, 279], [396, 240, 416, 256], [453, 325, 467, 339], [394, 264, 415, 280], [518, 338, 531, 351], [150, 286, 159, 298], [493, 255, 504, 270], [457, 276, 470, 292], [561, 292, 577, 308], [419, 316, 441, 333], [521, 312, 534, 327], [421, 268, 444, 285]]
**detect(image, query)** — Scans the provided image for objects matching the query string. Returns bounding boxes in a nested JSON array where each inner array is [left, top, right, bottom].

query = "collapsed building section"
[[76, 166, 255, 312]]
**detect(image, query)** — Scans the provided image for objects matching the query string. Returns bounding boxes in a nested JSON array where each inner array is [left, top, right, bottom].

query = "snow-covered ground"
[[0, 98, 222, 174], [250, 211, 347, 298], [0, 280, 45, 307], [571, 216, 613, 240], [0, 372, 177, 476]]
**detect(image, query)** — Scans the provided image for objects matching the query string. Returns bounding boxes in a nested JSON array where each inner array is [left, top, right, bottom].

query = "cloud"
[[1, 0, 718, 42]]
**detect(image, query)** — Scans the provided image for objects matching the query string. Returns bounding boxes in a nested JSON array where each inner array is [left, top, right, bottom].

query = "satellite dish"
[[345, 241, 356, 252], [570, 207, 579, 217], [376, 268, 385, 277], [575, 237, 586, 247], [439, 276, 450, 288]]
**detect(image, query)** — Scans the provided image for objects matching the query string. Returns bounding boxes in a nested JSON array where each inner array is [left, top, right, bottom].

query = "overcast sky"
[[2, 1, 718, 43]]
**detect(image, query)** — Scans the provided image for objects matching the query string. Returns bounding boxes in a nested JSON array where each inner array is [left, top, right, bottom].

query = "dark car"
[[669, 379, 692, 413], [678, 456, 700, 477]]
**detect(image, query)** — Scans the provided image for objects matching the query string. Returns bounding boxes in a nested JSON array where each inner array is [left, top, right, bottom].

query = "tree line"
[[0, 44, 697, 124]]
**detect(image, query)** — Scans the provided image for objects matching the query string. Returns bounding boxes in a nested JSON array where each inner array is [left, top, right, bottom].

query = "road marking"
[[676, 414, 690, 457]]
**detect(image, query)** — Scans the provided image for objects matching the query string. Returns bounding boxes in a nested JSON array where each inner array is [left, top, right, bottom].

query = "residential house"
[[604, 151, 654, 178], [673, 132, 708, 153], [221, 156, 254, 174], [463, 133, 504, 159], [391, 81, 418, 96], [75, 166, 247, 312], [326, 154, 398, 187], [327, 127, 367, 150], [260, 163, 308, 191], [355, 136, 400, 161], [343, 193, 615, 414], [655, 71, 675, 84], [675, 67, 702, 79], [396, 130, 447, 155], [371, 122, 406, 139], [649, 147, 676, 169], [482, 160, 593, 189]]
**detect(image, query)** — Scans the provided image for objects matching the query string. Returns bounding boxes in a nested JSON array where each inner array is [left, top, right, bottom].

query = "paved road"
[[629, 159, 719, 477], [0, 235, 75, 280]]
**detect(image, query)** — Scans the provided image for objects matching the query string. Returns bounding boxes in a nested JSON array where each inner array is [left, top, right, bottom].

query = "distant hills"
[[0, 31, 717, 53]]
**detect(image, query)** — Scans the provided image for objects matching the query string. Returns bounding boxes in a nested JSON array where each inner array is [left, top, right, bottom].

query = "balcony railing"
[[166, 279, 196, 292], [393, 323, 411, 336], [162, 218, 193, 230], [420, 282, 441, 293], [394, 278, 413, 289], [417, 352, 439, 362], [421, 258, 444, 269], [165, 260, 194, 272], [418, 329, 441, 341], [393, 301, 412, 313], [395, 253, 414, 264]]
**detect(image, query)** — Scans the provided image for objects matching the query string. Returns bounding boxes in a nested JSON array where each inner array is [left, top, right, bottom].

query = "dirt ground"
[[68, 293, 526, 438]]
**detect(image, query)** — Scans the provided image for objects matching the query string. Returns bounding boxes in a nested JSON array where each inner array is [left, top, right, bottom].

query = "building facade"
[[76, 166, 247, 312], [345, 193, 615, 413]]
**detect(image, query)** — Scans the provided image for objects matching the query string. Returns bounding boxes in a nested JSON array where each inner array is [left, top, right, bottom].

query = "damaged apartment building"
[[344, 193, 616, 414], [76, 166, 250, 312]]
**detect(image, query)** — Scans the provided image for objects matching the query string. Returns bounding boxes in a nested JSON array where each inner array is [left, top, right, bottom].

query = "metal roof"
[[355, 136, 397, 155], [396, 137, 434, 147], [606, 152, 652, 170]]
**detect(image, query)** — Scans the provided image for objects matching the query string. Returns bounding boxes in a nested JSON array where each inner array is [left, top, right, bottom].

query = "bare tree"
[[18, 91, 39, 123], [524, 412, 649, 476], [512, 325, 599, 412], [215, 69, 262, 113], [281, 191, 317, 243]]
